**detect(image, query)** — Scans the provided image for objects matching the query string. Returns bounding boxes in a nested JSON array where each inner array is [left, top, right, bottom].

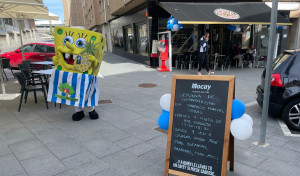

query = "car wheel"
[[282, 99, 300, 131]]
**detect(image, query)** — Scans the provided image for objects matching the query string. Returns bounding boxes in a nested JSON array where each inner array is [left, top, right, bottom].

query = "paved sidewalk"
[[0, 53, 299, 176]]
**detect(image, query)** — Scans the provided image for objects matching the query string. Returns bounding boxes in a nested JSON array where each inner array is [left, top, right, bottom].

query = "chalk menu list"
[[169, 79, 229, 176]]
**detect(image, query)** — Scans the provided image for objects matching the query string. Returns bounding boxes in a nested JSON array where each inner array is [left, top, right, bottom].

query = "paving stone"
[[97, 126, 131, 142], [83, 138, 122, 158], [0, 140, 12, 157], [20, 154, 66, 176], [101, 150, 137, 166], [15, 112, 43, 122], [131, 164, 165, 176], [51, 119, 88, 132], [113, 157, 152, 176], [62, 151, 97, 169], [22, 119, 57, 134], [258, 158, 300, 176], [234, 138, 256, 150], [137, 109, 161, 121], [282, 140, 300, 153], [92, 168, 125, 176], [9, 139, 51, 161], [46, 138, 83, 160], [235, 146, 268, 167], [0, 154, 25, 176], [54, 171, 72, 176], [146, 135, 168, 150], [35, 128, 68, 145], [139, 148, 166, 168], [227, 161, 273, 176], [126, 125, 162, 141], [13, 173, 28, 176], [67, 159, 109, 176], [126, 142, 157, 156], [114, 136, 143, 149], [1, 128, 35, 145], [248, 144, 300, 164]]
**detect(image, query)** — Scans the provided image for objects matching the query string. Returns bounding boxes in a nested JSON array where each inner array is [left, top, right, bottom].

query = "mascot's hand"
[[52, 55, 58, 65], [87, 55, 98, 69]]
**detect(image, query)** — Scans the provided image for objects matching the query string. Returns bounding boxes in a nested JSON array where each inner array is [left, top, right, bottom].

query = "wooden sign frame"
[[165, 75, 235, 176]]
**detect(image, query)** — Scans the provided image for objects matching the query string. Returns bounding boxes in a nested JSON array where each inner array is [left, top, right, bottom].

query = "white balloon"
[[160, 94, 171, 111], [235, 28, 241, 32], [169, 19, 175, 24], [231, 118, 253, 140], [240, 114, 253, 126], [173, 24, 179, 31]]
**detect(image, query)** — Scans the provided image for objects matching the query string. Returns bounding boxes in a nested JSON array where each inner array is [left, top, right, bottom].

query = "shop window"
[[124, 26, 133, 53], [136, 23, 148, 56]]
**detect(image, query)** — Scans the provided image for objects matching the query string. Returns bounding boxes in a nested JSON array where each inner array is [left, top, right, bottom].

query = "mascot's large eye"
[[63, 36, 74, 45], [75, 38, 86, 48]]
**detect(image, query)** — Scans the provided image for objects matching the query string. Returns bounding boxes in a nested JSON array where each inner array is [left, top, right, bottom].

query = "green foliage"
[[80, 38, 100, 57], [58, 83, 75, 96], [49, 21, 54, 39]]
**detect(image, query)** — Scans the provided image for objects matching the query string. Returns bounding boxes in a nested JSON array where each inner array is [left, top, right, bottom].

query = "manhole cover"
[[138, 83, 157, 88], [98, 99, 113, 104]]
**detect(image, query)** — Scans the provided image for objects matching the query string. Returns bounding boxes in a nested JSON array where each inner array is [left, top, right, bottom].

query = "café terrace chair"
[[14, 72, 48, 112], [1, 58, 14, 81]]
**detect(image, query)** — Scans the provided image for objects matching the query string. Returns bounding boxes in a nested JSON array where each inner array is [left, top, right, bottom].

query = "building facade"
[[75, 0, 299, 65], [0, 18, 37, 47], [62, 0, 85, 28]]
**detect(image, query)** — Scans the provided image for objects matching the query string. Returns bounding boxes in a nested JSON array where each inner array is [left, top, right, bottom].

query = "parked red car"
[[0, 42, 55, 68]]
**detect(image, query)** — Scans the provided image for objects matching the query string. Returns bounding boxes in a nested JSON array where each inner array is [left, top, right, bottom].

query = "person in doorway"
[[245, 44, 256, 67], [233, 43, 243, 67], [198, 32, 214, 75]]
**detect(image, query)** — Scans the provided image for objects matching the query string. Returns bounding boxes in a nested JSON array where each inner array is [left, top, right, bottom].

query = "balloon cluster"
[[230, 99, 253, 140], [157, 95, 254, 140], [158, 94, 171, 130], [167, 16, 183, 31], [226, 25, 241, 32]]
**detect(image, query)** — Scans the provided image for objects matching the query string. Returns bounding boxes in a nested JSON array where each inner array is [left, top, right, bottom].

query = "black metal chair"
[[18, 63, 48, 90], [1, 58, 14, 81], [14, 72, 48, 112]]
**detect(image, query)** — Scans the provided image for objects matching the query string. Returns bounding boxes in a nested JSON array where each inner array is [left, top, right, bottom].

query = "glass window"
[[0, 19, 5, 33], [46, 46, 55, 53], [136, 23, 148, 56], [272, 53, 290, 70], [124, 26, 133, 53], [19, 44, 34, 52], [33, 44, 47, 53]]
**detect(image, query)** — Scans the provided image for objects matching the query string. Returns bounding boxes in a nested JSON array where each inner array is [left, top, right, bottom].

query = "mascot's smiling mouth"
[[62, 53, 77, 65]]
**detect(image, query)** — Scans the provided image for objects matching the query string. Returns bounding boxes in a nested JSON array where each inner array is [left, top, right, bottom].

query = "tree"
[[58, 83, 75, 97]]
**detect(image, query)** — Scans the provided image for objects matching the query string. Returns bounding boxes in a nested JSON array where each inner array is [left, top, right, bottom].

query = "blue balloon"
[[179, 24, 183, 29], [167, 24, 172, 29], [231, 26, 236, 31], [278, 26, 283, 30], [173, 19, 178, 24], [231, 99, 246, 120], [267, 25, 270, 28], [158, 109, 170, 130]]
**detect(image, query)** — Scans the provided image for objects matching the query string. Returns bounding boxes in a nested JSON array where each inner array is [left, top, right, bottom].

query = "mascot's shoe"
[[89, 110, 99, 120], [72, 111, 85, 121]]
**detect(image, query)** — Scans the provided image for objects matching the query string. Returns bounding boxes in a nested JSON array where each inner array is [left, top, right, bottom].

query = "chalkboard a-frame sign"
[[165, 75, 235, 176]]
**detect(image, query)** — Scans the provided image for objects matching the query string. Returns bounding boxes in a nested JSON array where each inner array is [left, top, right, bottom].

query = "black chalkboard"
[[165, 75, 235, 176]]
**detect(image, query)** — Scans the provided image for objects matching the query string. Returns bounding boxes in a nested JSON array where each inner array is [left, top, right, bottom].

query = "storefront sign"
[[214, 9, 240, 20]]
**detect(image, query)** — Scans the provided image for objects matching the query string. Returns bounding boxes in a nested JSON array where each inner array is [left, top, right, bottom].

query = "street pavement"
[[0, 52, 300, 176]]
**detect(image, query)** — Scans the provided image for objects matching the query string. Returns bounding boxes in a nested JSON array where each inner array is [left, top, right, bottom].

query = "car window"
[[288, 56, 300, 74], [272, 53, 290, 70], [46, 46, 55, 53], [33, 44, 47, 53], [19, 44, 34, 52]]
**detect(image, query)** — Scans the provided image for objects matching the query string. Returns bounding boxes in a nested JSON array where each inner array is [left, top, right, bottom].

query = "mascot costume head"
[[47, 27, 106, 121]]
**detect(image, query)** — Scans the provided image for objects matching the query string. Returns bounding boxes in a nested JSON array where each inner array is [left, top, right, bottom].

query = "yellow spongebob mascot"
[[47, 27, 106, 121]]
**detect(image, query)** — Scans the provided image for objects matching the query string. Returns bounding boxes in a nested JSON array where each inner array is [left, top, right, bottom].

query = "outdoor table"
[[32, 69, 55, 75], [31, 61, 54, 70]]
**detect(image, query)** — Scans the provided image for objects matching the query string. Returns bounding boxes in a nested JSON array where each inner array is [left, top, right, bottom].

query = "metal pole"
[[18, 20, 25, 61], [0, 55, 6, 95], [259, 0, 278, 145]]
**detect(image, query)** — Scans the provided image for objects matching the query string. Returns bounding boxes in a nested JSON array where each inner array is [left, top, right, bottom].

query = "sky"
[[43, 0, 65, 22]]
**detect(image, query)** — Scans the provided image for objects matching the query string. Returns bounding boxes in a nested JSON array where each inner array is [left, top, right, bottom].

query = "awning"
[[160, 2, 292, 25]]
